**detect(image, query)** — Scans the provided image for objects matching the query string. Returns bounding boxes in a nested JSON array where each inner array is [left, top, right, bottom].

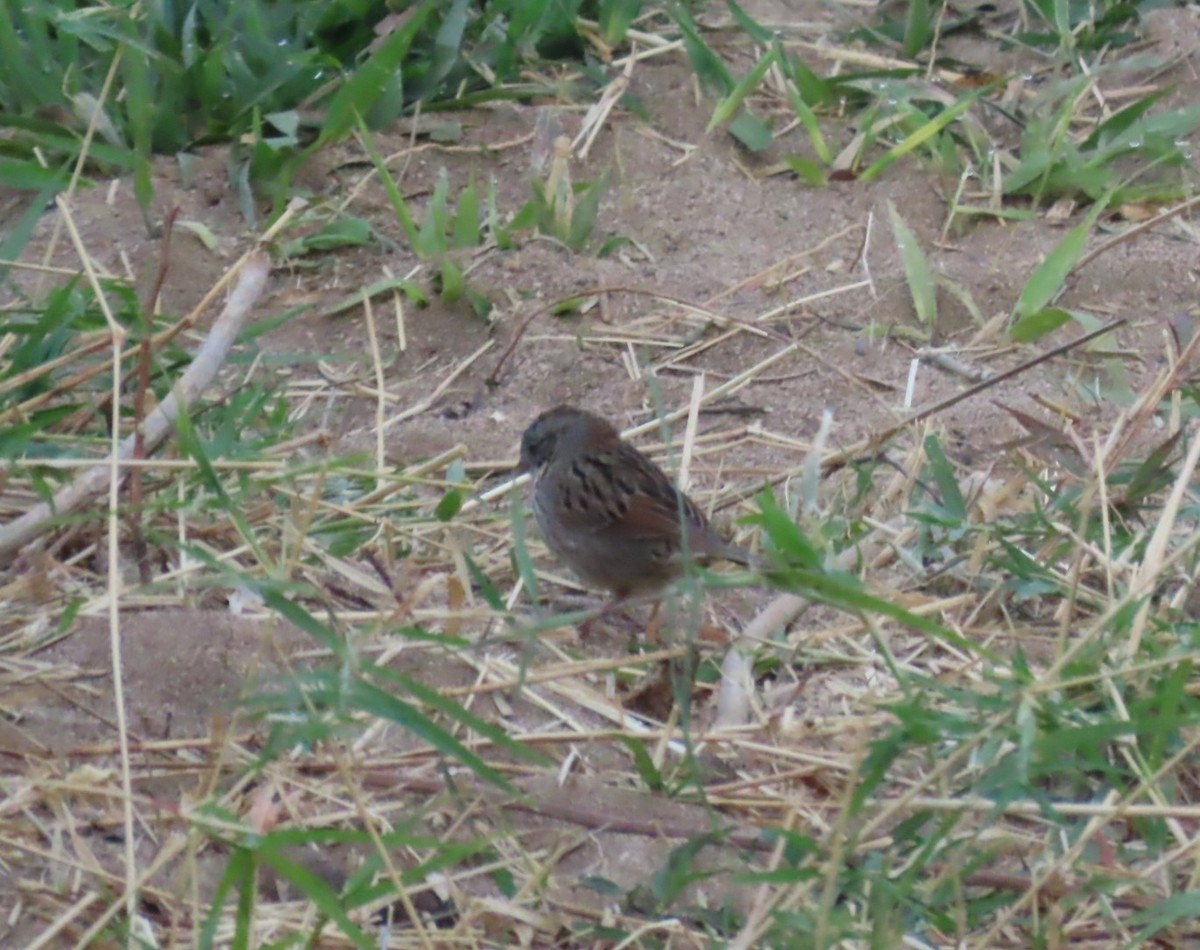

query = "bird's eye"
[[521, 430, 554, 467]]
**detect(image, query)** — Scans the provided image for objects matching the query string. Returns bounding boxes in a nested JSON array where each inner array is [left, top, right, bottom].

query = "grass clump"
[[0, 0, 655, 217]]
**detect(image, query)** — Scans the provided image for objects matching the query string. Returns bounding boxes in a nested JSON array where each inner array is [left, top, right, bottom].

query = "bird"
[[517, 405, 756, 599]]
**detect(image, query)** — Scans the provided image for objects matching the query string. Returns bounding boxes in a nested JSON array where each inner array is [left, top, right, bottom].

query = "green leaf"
[[174, 408, 266, 564], [438, 258, 465, 302], [280, 216, 373, 257], [861, 85, 997, 182], [671, 3, 734, 95], [1013, 198, 1108, 319], [0, 185, 60, 281], [357, 115, 420, 249], [1127, 891, 1200, 946], [177, 219, 220, 252], [0, 157, 71, 191], [597, 235, 631, 257], [508, 198, 539, 233], [727, 110, 774, 151], [1009, 307, 1072, 343], [0, 406, 76, 456], [1121, 431, 1181, 507], [381, 663, 548, 768], [549, 294, 597, 317], [1081, 91, 1165, 150], [428, 0, 471, 90], [579, 875, 624, 896], [509, 493, 540, 603], [435, 488, 463, 521], [923, 435, 965, 521], [723, 0, 774, 43], [902, 0, 932, 58], [347, 676, 517, 790], [568, 172, 609, 250], [259, 589, 346, 658], [775, 40, 832, 163], [650, 833, 725, 904], [887, 201, 937, 327], [599, 0, 643, 45], [316, 0, 435, 146], [369, 662, 549, 772], [735, 864, 820, 885], [708, 47, 776, 132], [751, 488, 821, 568], [777, 558, 984, 656], [492, 864, 517, 898], [465, 286, 492, 320], [617, 735, 666, 792], [419, 170, 451, 258], [464, 553, 506, 612], [264, 110, 300, 139], [260, 845, 373, 949], [451, 175, 480, 249], [197, 847, 254, 950]]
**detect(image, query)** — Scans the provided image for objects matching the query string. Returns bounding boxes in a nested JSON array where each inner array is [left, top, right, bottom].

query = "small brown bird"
[[518, 405, 755, 598]]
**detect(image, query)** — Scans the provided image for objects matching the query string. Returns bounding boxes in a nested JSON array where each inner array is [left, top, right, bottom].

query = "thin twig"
[[1072, 193, 1200, 276], [0, 252, 272, 562]]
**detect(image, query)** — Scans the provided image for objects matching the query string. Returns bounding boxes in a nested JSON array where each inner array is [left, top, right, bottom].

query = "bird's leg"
[[577, 592, 627, 638], [580, 588, 664, 639], [644, 600, 663, 645]]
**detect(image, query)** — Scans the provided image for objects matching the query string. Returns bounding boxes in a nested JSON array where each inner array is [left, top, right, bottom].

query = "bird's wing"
[[549, 444, 710, 546]]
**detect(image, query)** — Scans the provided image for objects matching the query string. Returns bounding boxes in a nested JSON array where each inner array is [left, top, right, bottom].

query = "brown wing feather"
[[549, 443, 710, 544]]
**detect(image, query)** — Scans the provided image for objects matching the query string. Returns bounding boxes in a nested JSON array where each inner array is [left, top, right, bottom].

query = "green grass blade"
[[783, 155, 827, 185], [727, 110, 774, 151], [1013, 198, 1108, 321], [707, 47, 776, 133], [568, 171, 609, 249], [0, 157, 72, 191], [923, 435, 965, 521], [887, 200, 937, 328], [509, 492, 540, 608], [861, 85, 996, 181], [617, 735, 666, 792], [345, 677, 515, 791], [432, 0, 470, 86], [260, 845, 373, 949], [1127, 892, 1200, 947], [1010, 306, 1072, 343], [671, 2, 734, 95], [174, 407, 268, 564], [902, 0, 932, 59], [196, 846, 253, 950], [315, 0, 435, 147], [121, 33, 155, 231], [723, 0, 774, 43], [259, 590, 347, 658], [1081, 91, 1165, 150], [232, 846, 255, 950], [775, 40, 832, 162], [368, 664, 549, 767], [356, 115, 420, 248], [451, 174, 481, 249], [599, 0, 643, 45]]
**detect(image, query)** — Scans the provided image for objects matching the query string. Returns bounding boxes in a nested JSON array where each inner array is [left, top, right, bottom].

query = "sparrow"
[[518, 405, 755, 597]]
